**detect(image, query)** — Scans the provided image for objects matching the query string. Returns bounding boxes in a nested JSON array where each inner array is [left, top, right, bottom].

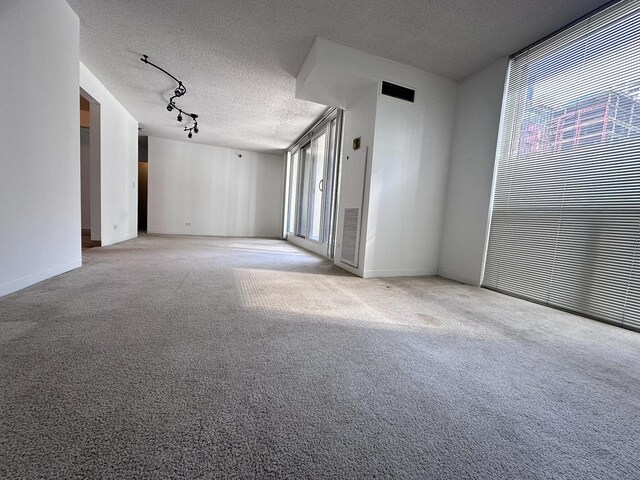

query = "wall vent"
[[340, 208, 360, 267], [381, 81, 415, 103]]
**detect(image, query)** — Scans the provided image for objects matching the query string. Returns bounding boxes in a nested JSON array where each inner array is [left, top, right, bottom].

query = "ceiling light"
[[141, 55, 200, 139]]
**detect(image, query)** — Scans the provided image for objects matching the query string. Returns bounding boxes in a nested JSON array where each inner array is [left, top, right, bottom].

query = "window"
[[484, 0, 640, 330]]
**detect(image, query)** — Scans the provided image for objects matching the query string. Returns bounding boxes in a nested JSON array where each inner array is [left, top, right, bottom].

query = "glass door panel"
[[287, 150, 299, 234], [296, 144, 312, 237], [308, 132, 326, 242], [322, 119, 338, 244]]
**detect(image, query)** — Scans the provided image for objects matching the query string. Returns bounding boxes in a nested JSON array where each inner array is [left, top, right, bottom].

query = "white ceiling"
[[67, 0, 611, 153]]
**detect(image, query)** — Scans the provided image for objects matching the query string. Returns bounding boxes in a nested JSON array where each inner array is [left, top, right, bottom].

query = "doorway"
[[138, 137, 148, 232], [79, 90, 101, 248]]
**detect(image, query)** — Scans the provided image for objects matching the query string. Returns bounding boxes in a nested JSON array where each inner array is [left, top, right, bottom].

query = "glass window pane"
[[322, 119, 338, 244], [308, 133, 326, 242], [287, 151, 299, 234], [297, 145, 312, 237], [484, 1, 640, 328]]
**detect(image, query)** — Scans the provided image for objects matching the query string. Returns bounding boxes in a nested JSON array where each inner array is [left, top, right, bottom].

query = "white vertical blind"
[[483, 0, 640, 330]]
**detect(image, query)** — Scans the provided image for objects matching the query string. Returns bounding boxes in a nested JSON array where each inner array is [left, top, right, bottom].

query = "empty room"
[[1, 0, 639, 478]]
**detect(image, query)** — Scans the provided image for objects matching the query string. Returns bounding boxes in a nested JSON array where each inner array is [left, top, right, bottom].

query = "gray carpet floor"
[[1, 235, 639, 479]]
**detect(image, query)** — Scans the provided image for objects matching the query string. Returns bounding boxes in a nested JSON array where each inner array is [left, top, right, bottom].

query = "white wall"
[[147, 137, 284, 238], [80, 63, 138, 247], [439, 58, 509, 285], [364, 74, 457, 277], [334, 85, 379, 277], [0, 0, 81, 297]]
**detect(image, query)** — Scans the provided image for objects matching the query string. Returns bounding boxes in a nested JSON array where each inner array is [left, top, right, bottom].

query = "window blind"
[[483, 0, 640, 331]]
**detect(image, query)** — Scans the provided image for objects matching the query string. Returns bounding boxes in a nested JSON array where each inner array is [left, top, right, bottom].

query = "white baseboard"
[[0, 259, 82, 297], [100, 232, 138, 247], [437, 269, 481, 286], [362, 267, 437, 278]]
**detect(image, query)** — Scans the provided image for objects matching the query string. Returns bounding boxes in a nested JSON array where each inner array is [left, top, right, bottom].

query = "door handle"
[[319, 179, 323, 192]]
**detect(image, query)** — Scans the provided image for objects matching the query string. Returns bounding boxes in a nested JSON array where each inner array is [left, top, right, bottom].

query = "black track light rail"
[[141, 54, 200, 138], [141, 55, 181, 85]]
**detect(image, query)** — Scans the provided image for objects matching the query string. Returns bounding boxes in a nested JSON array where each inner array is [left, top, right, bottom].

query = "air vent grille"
[[381, 81, 415, 103], [340, 208, 360, 267]]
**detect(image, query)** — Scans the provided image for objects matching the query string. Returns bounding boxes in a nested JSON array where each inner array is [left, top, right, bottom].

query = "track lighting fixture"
[[141, 55, 200, 139]]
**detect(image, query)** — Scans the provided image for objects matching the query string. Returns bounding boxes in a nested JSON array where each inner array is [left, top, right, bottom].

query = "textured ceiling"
[[66, 0, 611, 153]]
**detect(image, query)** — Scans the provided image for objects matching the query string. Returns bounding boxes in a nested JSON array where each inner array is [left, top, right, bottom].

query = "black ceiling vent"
[[381, 81, 415, 103]]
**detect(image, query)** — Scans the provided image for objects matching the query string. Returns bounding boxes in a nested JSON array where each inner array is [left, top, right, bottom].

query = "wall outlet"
[[185, 222, 192, 227]]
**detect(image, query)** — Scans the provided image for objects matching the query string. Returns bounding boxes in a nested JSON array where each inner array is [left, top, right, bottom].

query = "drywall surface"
[[439, 57, 509, 285], [334, 85, 379, 277], [147, 137, 284, 237], [80, 62, 138, 247], [364, 72, 457, 277], [0, 0, 81, 297]]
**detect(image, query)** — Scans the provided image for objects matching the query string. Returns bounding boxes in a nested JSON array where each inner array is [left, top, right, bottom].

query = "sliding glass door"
[[285, 109, 342, 258]]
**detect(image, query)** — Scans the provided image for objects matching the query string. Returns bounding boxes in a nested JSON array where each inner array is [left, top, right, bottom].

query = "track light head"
[[166, 104, 173, 112], [177, 113, 183, 122], [194, 127, 199, 134], [188, 131, 193, 139]]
